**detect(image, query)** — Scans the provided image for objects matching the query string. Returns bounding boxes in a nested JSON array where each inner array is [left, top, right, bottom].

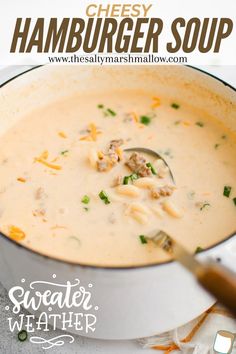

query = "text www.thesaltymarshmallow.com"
[[48, 54, 188, 65]]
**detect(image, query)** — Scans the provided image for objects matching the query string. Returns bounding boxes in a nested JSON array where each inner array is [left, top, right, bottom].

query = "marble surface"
[[0, 65, 235, 354]]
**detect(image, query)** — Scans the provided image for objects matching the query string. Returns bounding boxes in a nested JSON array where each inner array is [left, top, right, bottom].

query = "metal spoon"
[[124, 147, 175, 183], [148, 230, 236, 316]]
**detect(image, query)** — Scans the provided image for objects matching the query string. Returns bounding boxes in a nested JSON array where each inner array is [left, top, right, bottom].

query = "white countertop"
[[0, 65, 235, 354]]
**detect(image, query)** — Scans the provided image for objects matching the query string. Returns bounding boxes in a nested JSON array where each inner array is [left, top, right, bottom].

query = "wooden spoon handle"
[[196, 264, 236, 316]]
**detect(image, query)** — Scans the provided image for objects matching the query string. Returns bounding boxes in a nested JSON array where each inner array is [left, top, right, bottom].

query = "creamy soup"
[[0, 91, 236, 266]]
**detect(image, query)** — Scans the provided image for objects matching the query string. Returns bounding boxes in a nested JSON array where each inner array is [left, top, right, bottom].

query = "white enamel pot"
[[0, 65, 235, 340]]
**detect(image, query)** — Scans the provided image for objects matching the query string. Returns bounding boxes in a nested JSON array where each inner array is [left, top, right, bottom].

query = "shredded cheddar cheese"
[[34, 151, 62, 170], [17, 177, 26, 183], [80, 135, 93, 141], [8, 226, 26, 241], [130, 112, 139, 123], [182, 120, 192, 126], [40, 150, 49, 160], [151, 96, 161, 108], [80, 123, 102, 141], [58, 131, 67, 138], [129, 112, 144, 129], [97, 151, 104, 159], [90, 123, 99, 140], [35, 158, 62, 170], [116, 147, 123, 160]]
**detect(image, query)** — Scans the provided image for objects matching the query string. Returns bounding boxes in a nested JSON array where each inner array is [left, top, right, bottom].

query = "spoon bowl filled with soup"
[[0, 65, 235, 339]]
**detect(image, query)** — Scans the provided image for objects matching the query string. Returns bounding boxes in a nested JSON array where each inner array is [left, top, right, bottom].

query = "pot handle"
[[196, 263, 236, 317]]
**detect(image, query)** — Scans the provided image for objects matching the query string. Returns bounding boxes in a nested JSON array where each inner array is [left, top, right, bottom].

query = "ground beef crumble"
[[125, 152, 152, 177], [97, 139, 124, 172], [150, 185, 175, 199]]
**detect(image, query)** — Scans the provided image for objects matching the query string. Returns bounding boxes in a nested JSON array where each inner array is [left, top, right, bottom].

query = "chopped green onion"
[[18, 330, 27, 342], [97, 104, 116, 117], [123, 174, 139, 185], [195, 246, 203, 254], [233, 198, 236, 206], [140, 115, 151, 125], [146, 162, 157, 175], [68, 235, 81, 244], [81, 195, 90, 204], [130, 173, 139, 181], [196, 122, 204, 127], [123, 176, 130, 185], [139, 235, 148, 244], [61, 150, 69, 155], [99, 190, 110, 204], [99, 105, 117, 117], [214, 144, 220, 149], [171, 103, 180, 109], [83, 207, 89, 211], [221, 135, 227, 139], [200, 203, 211, 211], [223, 186, 232, 198], [174, 120, 181, 125], [107, 108, 116, 116]]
